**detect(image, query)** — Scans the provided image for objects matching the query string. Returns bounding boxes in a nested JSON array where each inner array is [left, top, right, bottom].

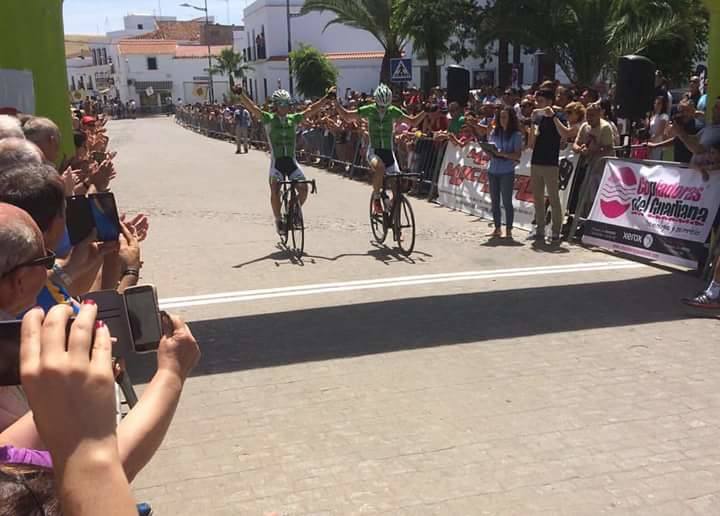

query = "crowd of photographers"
[[0, 109, 200, 515]]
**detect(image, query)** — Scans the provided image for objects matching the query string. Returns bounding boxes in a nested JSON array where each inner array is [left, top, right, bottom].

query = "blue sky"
[[62, 0, 245, 34]]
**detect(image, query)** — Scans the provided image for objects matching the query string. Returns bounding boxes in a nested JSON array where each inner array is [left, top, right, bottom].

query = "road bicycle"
[[369, 172, 421, 256], [279, 179, 318, 256]]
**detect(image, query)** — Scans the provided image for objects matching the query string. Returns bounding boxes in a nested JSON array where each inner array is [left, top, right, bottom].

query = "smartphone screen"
[[124, 285, 162, 353], [92, 151, 106, 164], [88, 193, 121, 242], [0, 319, 91, 385], [65, 195, 94, 245], [0, 321, 21, 386]]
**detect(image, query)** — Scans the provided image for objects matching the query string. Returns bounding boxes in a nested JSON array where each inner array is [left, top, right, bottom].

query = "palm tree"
[[484, 0, 694, 85], [300, 0, 405, 83], [395, 0, 452, 92], [212, 48, 253, 90]]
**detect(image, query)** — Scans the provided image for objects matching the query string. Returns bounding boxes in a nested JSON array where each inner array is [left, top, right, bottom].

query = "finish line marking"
[[159, 261, 646, 310]]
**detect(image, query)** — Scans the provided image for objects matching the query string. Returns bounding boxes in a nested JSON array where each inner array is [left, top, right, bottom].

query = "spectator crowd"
[[176, 75, 718, 243], [0, 105, 200, 514], [0, 69, 715, 514]]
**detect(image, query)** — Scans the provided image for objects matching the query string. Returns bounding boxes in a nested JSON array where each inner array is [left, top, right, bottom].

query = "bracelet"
[[122, 268, 140, 278]]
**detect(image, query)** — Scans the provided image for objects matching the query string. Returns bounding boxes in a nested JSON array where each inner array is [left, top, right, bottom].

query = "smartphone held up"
[[0, 284, 166, 386], [66, 192, 122, 245]]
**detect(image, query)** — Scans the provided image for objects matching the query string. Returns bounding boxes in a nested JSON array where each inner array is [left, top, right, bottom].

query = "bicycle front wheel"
[[290, 201, 305, 256], [279, 191, 290, 246], [369, 194, 388, 243], [394, 195, 416, 256]]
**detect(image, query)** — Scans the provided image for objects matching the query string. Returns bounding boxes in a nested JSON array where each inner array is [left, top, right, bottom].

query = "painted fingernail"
[[82, 299, 96, 305], [95, 320, 105, 329]]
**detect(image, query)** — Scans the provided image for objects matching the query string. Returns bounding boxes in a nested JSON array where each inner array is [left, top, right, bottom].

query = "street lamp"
[[286, 1, 302, 97], [180, 1, 215, 104]]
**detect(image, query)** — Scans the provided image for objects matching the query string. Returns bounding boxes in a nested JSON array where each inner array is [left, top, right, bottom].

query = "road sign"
[[390, 58, 412, 83]]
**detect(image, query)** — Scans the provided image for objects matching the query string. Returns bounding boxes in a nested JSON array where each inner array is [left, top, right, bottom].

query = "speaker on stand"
[[446, 65, 470, 107], [615, 54, 656, 157]]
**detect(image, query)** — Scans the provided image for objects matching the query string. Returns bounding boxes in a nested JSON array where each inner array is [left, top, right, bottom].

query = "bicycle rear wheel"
[[394, 195, 416, 256], [369, 193, 388, 243], [279, 190, 290, 246], [290, 201, 305, 256]]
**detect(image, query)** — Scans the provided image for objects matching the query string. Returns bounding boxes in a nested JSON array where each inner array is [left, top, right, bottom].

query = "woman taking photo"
[[488, 106, 523, 239]]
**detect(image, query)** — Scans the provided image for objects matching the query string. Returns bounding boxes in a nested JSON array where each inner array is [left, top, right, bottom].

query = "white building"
[[241, 0, 566, 104], [65, 35, 119, 103], [106, 13, 178, 41], [66, 13, 242, 106], [115, 40, 231, 108]]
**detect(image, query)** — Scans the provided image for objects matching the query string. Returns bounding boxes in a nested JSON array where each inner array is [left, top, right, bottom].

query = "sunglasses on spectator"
[[1, 250, 56, 279]]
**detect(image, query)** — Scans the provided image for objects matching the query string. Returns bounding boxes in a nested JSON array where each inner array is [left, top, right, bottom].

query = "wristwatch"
[[52, 264, 72, 289]]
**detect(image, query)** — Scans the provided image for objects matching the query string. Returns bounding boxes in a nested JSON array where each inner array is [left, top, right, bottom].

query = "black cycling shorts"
[[275, 157, 299, 176], [374, 148, 397, 169]]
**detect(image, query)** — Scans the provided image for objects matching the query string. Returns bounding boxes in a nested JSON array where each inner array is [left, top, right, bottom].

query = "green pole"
[[704, 0, 720, 123], [0, 0, 74, 161]]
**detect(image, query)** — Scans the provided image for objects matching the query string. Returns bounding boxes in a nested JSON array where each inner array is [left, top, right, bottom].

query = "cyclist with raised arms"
[[335, 84, 425, 213], [237, 87, 333, 235]]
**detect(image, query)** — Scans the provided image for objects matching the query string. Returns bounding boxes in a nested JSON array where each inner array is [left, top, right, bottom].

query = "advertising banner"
[[582, 159, 720, 268], [436, 142, 578, 231]]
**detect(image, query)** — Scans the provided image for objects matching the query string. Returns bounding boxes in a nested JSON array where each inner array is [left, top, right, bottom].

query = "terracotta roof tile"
[[132, 19, 204, 42], [326, 51, 386, 60], [118, 40, 178, 55], [267, 51, 386, 62], [174, 45, 231, 58]]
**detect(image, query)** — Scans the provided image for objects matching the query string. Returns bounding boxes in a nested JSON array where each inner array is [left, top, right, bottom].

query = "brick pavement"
[[130, 285, 720, 515], [110, 119, 720, 514]]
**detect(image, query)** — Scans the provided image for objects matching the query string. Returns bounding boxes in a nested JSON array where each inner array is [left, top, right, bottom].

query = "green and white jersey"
[[357, 104, 406, 150], [261, 111, 304, 159]]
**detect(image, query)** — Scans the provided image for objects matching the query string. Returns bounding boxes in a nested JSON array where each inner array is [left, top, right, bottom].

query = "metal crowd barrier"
[[174, 111, 447, 199]]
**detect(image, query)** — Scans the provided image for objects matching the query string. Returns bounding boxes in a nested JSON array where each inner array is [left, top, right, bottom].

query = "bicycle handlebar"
[[278, 179, 317, 194]]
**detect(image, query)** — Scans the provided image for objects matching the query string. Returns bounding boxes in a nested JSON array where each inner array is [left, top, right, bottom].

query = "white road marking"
[[159, 261, 647, 310]]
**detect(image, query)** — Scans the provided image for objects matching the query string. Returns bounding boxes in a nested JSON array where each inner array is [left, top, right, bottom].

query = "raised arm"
[[237, 90, 263, 121], [671, 124, 704, 155], [552, 116, 576, 139], [335, 98, 361, 123], [401, 111, 426, 126], [300, 95, 331, 119]]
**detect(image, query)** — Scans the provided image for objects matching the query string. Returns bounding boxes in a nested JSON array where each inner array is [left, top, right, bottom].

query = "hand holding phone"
[[19, 305, 118, 466], [156, 313, 200, 381]]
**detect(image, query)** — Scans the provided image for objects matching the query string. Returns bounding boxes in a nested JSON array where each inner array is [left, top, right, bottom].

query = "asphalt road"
[[111, 117, 720, 515]]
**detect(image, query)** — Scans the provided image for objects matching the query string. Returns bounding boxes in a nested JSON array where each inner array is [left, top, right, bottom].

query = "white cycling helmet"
[[271, 89, 292, 106], [374, 84, 393, 109]]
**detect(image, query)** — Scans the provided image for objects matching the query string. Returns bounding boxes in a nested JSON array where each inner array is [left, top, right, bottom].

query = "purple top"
[[0, 445, 53, 468]]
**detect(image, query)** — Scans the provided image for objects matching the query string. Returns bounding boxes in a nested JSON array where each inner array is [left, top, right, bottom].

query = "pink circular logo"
[[600, 166, 636, 218]]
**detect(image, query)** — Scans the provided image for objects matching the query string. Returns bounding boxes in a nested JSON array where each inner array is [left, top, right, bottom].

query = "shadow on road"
[[233, 242, 433, 268], [127, 272, 703, 383]]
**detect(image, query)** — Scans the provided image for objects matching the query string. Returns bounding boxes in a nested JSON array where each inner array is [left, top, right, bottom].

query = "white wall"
[[246, 58, 381, 104], [243, 0, 382, 59]]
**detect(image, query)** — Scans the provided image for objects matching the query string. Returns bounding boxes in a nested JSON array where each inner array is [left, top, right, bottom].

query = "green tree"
[[396, 0, 481, 92], [484, 0, 707, 85], [289, 44, 339, 99], [300, 0, 405, 83], [212, 48, 253, 89]]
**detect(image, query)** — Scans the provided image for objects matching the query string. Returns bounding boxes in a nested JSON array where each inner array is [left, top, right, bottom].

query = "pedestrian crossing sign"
[[390, 58, 412, 83]]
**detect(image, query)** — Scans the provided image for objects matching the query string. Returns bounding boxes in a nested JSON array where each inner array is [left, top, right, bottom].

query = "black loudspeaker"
[[447, 65, 470, 107], [615, 55, 656, 120]]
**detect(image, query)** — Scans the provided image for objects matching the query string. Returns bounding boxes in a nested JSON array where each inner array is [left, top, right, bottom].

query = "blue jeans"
[[488, 173, 515, 229]]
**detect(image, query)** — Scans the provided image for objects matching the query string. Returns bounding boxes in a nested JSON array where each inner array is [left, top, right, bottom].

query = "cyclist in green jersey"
[[335, 84, 425, 213], [238, 88, 333, 235]]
